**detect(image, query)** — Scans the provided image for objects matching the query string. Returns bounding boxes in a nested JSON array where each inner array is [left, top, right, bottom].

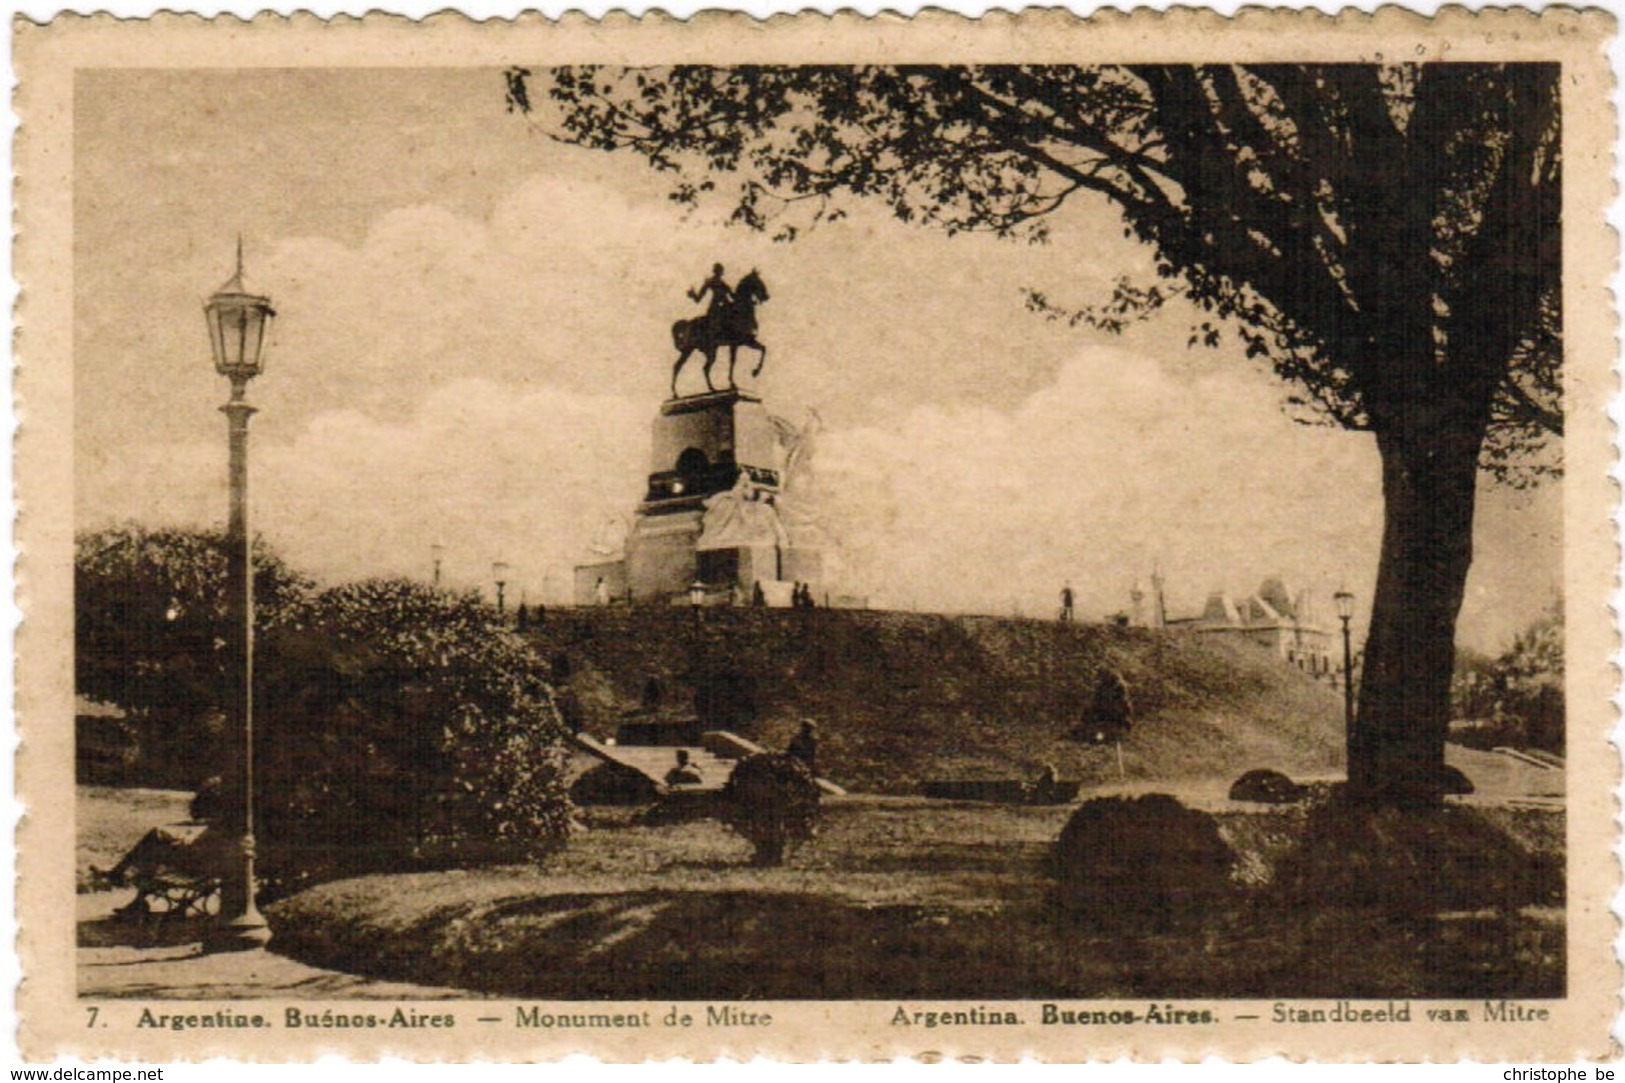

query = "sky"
[[72, 68, 1562, 653]]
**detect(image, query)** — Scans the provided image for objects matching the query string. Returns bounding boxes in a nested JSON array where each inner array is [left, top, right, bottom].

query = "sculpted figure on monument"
[[697, 471, 789, 552], [672, 265, 771, 397]]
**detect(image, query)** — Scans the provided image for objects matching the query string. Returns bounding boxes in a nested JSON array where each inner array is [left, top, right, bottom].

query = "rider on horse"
[[688, 263, 733, 335], [672, 264, 769, 397]]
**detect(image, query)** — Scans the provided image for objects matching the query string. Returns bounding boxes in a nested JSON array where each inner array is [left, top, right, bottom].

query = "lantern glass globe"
[[205, 245, 274, 382]]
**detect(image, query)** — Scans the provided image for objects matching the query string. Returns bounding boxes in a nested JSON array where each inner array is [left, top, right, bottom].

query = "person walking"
[[1081, 668, 1133, 744], [786, 719, 820, 777], [1059, 581, 1075, 623], [664, 749, 704, 787]]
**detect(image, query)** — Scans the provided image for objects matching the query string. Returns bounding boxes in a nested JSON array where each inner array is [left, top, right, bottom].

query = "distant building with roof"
[[1131, 573, 1336, 677]]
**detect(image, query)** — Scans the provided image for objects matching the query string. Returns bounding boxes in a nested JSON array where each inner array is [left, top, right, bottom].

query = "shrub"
[[720, 753, 821, 866], [1451, 603, 1564, 754], [250, 578, 573, 892], [1438, 765, 1475, 796], [570, 762, 660, 806], [189, 775, 225, 822], [1271, 794, 1561, 913], [449, 707, 575, 866], [1052, 794, 1234, 929], [1228, 768, 1308, 805]]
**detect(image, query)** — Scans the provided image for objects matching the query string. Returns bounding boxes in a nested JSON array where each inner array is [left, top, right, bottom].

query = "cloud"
[[810, 346, 1386, 619], [80, 378, 647, 605], [77, 319, 1555, 652], [75, 154, 1559, 651]]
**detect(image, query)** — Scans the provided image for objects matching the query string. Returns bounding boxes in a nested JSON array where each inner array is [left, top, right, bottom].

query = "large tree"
[[508, 64, 1562, 805]]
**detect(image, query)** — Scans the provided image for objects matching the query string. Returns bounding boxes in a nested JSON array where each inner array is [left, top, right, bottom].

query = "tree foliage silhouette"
[[511, 63, 1561, 804]]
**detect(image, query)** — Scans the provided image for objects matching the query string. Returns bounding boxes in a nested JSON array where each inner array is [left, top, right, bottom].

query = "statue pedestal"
[[626, 509, 706, 602], [640, 389, 780, 511], [576, 386, 827, 605]]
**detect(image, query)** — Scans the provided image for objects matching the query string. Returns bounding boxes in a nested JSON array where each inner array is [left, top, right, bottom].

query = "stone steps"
[[573, 731, 844, 795]]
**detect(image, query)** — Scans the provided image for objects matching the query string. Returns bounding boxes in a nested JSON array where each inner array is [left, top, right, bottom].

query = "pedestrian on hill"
[[1081, 668, 1133, 744], [555, 688, 584, 734], [1059, 581, 1075, 623], [665, 749, 704, 787], [1030, 761, 1060, 804], [786, 719, 820, 777]]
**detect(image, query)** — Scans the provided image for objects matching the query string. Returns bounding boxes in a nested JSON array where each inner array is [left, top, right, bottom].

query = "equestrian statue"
[[672, 264, 770, 397]]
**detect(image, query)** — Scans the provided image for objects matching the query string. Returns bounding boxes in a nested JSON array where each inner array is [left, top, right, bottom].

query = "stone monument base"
[[573, 558, 629, 606], [571, 384, 833, 605]]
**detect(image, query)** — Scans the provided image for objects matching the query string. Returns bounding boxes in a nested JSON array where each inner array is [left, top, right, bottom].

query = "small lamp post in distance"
[[1334, 587, 1357, 748], [688, 579, 706, 628], [492, 560, 510, 616]]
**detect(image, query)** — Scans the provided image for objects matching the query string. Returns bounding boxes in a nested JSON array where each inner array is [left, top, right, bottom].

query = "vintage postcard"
[[13, 6, 1619, 1062]]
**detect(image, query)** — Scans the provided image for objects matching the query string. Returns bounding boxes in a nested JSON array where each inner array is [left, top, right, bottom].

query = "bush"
[[720, 753, 821, 866], [1437, 765, 1475, 796], [1228, 768, 1308, 805], [449, 708, 575, 866], [1052, 794, 1234, 929], [1271, 794, 1560, 913], [1447, 716, 1525, 752], [1451, 603, 1564, 754], [249, 578, 574, 893], [570, 762, 660, 806]]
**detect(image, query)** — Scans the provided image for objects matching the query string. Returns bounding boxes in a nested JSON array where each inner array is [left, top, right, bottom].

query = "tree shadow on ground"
[[78, 909, 210, 950], [267, 795, 1564, 1001], [1211, 794, 1566, 999]]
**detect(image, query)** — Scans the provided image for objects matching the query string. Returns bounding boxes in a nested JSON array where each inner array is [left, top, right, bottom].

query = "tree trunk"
[[1349, 420, 1487, 806]]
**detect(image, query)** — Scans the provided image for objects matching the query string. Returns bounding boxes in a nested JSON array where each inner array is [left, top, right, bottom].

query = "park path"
[[77, 891, 470, 1000]]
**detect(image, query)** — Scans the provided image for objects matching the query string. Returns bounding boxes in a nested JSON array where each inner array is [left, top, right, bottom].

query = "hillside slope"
[[525, 608, 1344, 794]]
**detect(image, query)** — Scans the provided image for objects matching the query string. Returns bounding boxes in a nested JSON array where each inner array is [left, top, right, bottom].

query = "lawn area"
[[270, 794, 1564, 1001], [525, 610, 1350, 793]]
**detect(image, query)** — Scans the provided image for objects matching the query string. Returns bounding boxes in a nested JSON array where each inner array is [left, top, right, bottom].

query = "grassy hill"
[[524, 608, 1345, 794]]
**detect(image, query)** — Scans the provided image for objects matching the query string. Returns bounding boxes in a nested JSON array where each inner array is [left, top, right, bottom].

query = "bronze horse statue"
[[671, 269, 769, 397]]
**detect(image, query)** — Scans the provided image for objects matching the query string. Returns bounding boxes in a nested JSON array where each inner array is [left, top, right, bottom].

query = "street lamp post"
[[689, 579, 706, 629], [1334, 588, 1356, 753], [493, 561, 510, 615], [687, 580, 707, 739], [204, 240, 275, 952], [431, 543, 444, 587]]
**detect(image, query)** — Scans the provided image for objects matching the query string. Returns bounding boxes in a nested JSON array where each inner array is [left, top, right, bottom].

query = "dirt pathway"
[[77, 892, 472, 1000]]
